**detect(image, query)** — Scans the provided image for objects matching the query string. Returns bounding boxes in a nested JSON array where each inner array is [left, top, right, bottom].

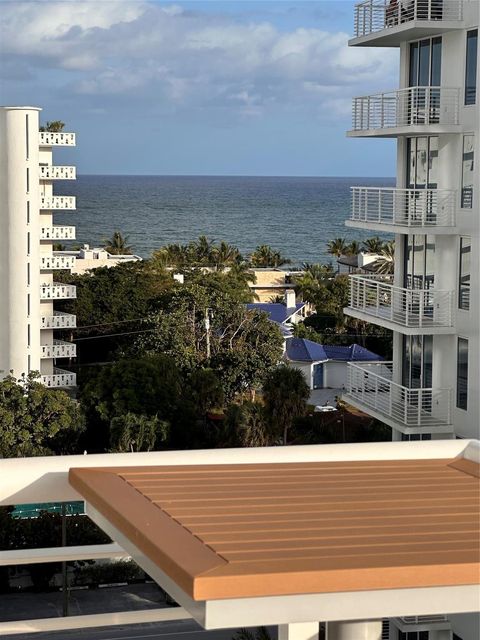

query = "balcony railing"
[[41, 311, 77, 329], [39, 165, 76, 180], [40, 255, 76, 270], [354, 0, 463, 38], [348, 275, 454, 328], [40, 225, 76, 240], [41, 368, 77, 388], [346, 362, 452, 430], [352, 86, 460, 132], [39, 132, 76, 146], [40, 283, 77, 300], [350, 187, 457, 228], [41, 340, 77, 359], [40, 195, 76, 210]]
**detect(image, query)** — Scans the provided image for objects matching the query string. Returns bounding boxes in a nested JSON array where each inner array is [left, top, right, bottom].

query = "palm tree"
[[263, 365, 310, 445], [103, 231, 133, 255], [373, 240, 395, 275], [250, 245, 290, 268], [326, 238, 348, 258], [191, 235, 215, 265], [212, 241, 243, 269], [345, 240, 361, 256], [362, 236, 384, 254], [39, 120, 65, 132]]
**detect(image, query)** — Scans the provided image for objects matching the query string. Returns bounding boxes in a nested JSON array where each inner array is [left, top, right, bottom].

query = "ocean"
[[56, 176, 395, 266]]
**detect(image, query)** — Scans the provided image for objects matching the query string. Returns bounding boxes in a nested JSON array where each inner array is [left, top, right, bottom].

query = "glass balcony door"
[[408, 37, 442, 124], [406, 137, 438, 223]]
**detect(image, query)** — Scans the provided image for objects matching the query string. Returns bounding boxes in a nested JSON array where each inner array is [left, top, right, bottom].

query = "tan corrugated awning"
[[70, 456, 480, 602]]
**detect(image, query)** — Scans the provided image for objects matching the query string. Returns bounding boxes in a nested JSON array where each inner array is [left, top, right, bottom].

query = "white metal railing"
[[40, 255, 76, 270], [350, 187, 457, 228], [40, 195, 76, 210], [40, 225, 76, 240], [41, 340, 77, 359], [41, 311, 77, 329], [41, 368, 77, 388], [39, 165, 76, 180], [346, 362, 452, 428], [39, 132, 76, 146], [354, 0, 463, 38], [349, 274, 454, 328], [352, 86, 460, 131], [40, 283, 77, 300]]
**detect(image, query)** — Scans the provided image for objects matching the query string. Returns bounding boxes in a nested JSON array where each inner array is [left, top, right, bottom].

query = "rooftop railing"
[[41, 340, 77, 359], [350, 187, 457, 228], [39, 132, 76, 146], [346, 362, 453, 429], [41, 368, 77, 388], [40, 225, 76, 240], [40, 283, 77, 300], [348, 274, 454, 328], [352, 86, 460, 131], [41, 311, 77, 329], [39, 165, 76, 180], [40, 195, 76, 210], [354, 0, 463, 38]]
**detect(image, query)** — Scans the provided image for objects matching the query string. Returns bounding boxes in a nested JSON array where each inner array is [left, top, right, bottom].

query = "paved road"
[[1, 617, 244, 640]]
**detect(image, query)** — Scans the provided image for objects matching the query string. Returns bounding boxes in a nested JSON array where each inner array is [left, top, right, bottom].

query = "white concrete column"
[[279, 622, 319, 640], [326, 620, 382, 640]]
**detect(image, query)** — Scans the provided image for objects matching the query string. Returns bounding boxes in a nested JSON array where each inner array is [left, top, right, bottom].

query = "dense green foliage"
[[0, 373, 84, 457], [263, 366, 310, 445]]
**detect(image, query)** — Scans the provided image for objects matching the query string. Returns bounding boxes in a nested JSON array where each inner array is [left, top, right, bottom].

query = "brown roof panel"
[[69, 457, 480, 601]]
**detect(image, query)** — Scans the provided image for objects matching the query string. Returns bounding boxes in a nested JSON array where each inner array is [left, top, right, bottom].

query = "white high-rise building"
[[343, 0, 479, 445], [343, 4, 479, 639], [0, 106, 77, 388]]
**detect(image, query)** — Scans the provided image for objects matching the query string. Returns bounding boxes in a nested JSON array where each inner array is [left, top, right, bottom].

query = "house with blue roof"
[[246, 290, 306, 326], [285, 337, 382, 390]]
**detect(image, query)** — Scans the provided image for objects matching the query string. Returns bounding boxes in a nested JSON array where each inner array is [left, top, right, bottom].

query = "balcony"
[[39, 165, 76, 180], [40, 255, 76, 270], [351, 0, 464, 47], [39, 132, 76, 146], [41, 311, 77, 329], [344, 362, 453, 435], [349, 86, 460, 137], [40, 225, 76, 240], [40, 195, 76, 210], [41, 368, 77, 388], [347, 187, 457, 233], [40, 283, 76, 300], [345, 274, 455, 334], [41, 340, 77, 359]]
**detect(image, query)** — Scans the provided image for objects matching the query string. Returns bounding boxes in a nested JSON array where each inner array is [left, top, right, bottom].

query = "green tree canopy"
[[262, 365, 310, 445], [109, 413, 169, 452], [39, 120, 65, 132], [223, 401, 271, 447], [0, 373, 84, 457]]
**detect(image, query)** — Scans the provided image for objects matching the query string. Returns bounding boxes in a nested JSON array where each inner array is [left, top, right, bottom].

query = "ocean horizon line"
[[75, 174, 395, 179]]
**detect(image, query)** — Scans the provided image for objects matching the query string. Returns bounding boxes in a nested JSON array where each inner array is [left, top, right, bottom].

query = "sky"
[[0, 0, 398, 176]]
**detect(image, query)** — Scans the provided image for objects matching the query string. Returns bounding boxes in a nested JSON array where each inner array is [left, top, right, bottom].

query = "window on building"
[[27, 232, 30, 256], [27, 294, 30, 317], [456, 338, 469, 410], [26, 168, 29, 193], [398, 632, 429, 640], [458, 237, 471, 310], [27, 324, 30, 347], [26, 201, 30, 224], [401, 434, 432, 441], [27, 262, 30, 285], [465, 30, 478, 105], [461, 135, 474, 208]]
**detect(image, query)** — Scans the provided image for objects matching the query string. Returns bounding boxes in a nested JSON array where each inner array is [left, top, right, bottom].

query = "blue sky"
[[0, 1, 398, 176]]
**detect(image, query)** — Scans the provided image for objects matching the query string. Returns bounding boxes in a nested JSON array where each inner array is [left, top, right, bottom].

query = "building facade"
[[0, 106, 77, 388], [343, 0, 479, 445]]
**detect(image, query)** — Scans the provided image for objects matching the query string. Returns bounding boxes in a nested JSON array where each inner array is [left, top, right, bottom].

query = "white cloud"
[[0, 1, 398, 119]]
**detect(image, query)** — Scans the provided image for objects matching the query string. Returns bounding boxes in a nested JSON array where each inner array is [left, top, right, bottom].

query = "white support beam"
[[326, 620, 383, 640], [0, 607, 191, 636], [0, 543, 127, 566]]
